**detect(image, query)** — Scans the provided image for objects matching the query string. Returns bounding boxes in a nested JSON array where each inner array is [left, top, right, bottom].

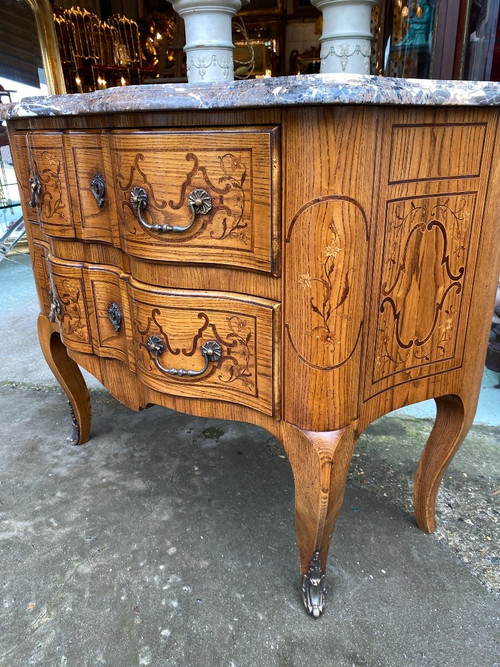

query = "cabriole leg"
[[37, 314, 91, 445], [414, 393, 475, 533], [280, 423, 358, 618]]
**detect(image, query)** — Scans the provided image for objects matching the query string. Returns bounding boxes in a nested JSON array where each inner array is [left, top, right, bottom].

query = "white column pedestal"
[[311, 0, 378, 74], [170, 0, 245, 83]]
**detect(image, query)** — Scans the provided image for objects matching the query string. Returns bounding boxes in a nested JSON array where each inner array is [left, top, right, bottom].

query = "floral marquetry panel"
[[47, 258, 93, 354], [285, 197, 368, 370], [26, 133, 76, 238], [129, 283, 279, 415], [109, 128, 280, 274], [284, 196, 369, 428]]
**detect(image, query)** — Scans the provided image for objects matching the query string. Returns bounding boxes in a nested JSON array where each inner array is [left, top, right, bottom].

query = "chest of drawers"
[[5, 75, 500, 617]]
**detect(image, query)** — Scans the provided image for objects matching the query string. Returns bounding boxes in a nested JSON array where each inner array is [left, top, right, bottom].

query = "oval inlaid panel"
[[285, 197, 368, 370]]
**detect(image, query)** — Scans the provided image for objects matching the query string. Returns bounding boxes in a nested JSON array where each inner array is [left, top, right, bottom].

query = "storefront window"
[[383, 0, 437, 78], [462, 0, 500, 80], [378, 0, 499, 81]]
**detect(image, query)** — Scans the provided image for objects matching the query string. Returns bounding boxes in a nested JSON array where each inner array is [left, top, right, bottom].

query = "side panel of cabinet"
[[361, 107, 500, 422], [7, 131, 35, 224], [283, 106, 379, 431], [7, 129, 53, 318]]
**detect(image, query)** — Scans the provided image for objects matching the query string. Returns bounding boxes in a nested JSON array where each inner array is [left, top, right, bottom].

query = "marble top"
[[2, 73, 500, 120]]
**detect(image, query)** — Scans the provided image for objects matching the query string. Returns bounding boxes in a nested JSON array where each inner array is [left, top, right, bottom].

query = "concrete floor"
[[0, 251, 499, 667]]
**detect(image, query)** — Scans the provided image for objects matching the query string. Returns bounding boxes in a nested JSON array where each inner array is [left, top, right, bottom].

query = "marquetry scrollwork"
[[117, 151, 248, 243], [54, 278, 87, 340], [136, 309, 255, 393], [374, 194, 475, 381], [211, 315, 254, 389], [48, 272, 89, 347], [33, 151, 67, 221]]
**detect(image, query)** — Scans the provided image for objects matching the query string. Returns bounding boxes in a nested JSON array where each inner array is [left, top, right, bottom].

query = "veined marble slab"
[[2, 73, 500, 120]]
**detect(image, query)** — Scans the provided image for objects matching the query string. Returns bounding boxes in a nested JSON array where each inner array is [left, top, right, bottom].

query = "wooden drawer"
[[85, 266, 129, 364], [109, 128, 280, 274], [65, 132, 118, 244], [16, 131, 117, 243], [26, 133, 76, 238], [129, 282, 280, 415], [47, 257, 93, 354]]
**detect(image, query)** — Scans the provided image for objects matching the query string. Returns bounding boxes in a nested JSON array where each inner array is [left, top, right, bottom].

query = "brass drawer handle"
[[107, 302, 122, 332], [90, 173, 105, 207], [29, 175, 41, 208], [146, 335, 221, 377], [130, 186, 212, 233], [48, 289, 61, 322]]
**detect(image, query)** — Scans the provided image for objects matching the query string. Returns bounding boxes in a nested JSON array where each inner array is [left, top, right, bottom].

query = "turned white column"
[[170, 0, 246, 83], [311, 0, 378, 74]]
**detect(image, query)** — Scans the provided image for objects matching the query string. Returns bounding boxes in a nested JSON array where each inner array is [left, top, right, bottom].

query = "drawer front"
[[86, 267, 129, 363], [47, 257, 92, 354], [110, 128, 280, 274], [129, 283, 279, 415], [27, 133, 76, 238], [65, 132, 117, 244]]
